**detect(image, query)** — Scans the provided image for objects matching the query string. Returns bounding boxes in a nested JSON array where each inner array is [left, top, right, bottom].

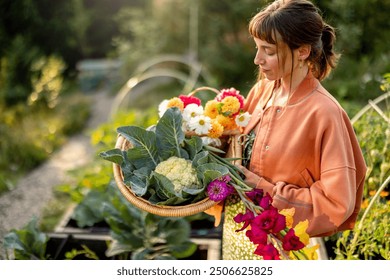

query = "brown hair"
[[249, 0, 339, 81]]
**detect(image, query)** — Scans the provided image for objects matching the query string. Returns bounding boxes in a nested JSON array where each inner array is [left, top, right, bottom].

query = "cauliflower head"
[[154, 156, 199, 193]]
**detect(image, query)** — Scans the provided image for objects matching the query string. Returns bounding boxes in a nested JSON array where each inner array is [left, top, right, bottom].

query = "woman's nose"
[[254, 51, 264, 65]]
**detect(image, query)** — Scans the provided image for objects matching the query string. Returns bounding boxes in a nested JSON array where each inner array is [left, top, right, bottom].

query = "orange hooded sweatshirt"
[[240, 71, 367, 237]]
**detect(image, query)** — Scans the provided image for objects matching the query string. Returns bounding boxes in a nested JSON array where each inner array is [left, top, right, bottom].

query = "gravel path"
[[0, 89, 114, 259]]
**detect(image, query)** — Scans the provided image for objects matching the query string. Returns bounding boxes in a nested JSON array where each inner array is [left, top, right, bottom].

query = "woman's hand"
[[235, 164, 261, 188], [235, 164, 286, 190]]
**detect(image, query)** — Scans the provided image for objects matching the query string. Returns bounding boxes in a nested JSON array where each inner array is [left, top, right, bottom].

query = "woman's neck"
[[266, 65, 309, 108], [280, 64, 309, 96]]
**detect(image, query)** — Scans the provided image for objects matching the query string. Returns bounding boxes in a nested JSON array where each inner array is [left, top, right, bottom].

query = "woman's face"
[[253, 37, 295, 81]]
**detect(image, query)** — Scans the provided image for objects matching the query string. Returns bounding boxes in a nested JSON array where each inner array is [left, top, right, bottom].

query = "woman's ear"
[[298, 44, 311, 60]]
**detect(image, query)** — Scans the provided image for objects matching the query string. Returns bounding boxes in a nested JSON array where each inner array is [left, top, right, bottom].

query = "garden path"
[[0, 89, 114, 259]]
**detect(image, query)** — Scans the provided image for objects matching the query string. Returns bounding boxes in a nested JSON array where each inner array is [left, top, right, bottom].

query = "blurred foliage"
[[327, 74, 390, 260], [4, 185, 197, 260], [113, 0, 389, 102], [3, 217, 49, 260], [1, 0, 389, 105], [56, 109, 158, 206], [0, 93, 91, 195], [0, 0, 143, 106]]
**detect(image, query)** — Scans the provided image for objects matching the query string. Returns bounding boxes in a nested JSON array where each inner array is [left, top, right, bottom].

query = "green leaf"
[[192, 151, 209, 168], [106, 240, 134, 257], [155, 107, 186, 159], [183, 136, 204, 160], [72, 190, 106, 227], [131, 247, 155, 260], [197, 163, 229, 185], [151, 172, 176, 200], [182, 185, 205, 196], [123, 167, 150, 196], [117, 126, 159, 169], [3, 217, 49, 260], [98, 148, 124, 165], [170, 241, 198, 259], [159, 218, 191, 245]]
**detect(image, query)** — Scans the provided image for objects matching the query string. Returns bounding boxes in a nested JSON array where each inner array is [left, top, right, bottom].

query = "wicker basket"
[[112, 86, 243, 217]]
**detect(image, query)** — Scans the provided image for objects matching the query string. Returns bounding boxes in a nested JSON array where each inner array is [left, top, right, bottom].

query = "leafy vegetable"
[[100, 107, 233, 206]]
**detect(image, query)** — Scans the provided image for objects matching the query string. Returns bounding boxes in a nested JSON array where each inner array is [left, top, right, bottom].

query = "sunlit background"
[[0, 0, 389, 260]]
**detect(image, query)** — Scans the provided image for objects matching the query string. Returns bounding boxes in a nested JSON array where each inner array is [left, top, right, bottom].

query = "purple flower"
[[207, 177, 234, 201]]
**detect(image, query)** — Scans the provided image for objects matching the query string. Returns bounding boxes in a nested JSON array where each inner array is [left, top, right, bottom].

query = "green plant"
[[72, 184, 197, 260], [3, 217, 49, 260], [331, 74, 390, 260], [0, 92, 91, 195], [64, 245, 100, 260]]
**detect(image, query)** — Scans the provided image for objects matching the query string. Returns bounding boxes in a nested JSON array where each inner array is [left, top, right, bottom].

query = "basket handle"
[[187, 86, 221, 96]]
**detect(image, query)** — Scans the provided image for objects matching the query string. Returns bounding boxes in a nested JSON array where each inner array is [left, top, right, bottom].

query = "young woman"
[[210, 0, 367, 259]]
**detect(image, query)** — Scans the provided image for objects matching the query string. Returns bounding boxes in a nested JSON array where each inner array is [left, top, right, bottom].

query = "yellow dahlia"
[[220, 96, 240, 115], [204, 100, 219, 119], [216, 114, 238, 131], [167, 97, 184, 111], [207, 119, 224, 138]]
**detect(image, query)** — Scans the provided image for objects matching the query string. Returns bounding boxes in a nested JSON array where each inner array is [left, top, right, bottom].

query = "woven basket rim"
[[113, 135, 218, 217]]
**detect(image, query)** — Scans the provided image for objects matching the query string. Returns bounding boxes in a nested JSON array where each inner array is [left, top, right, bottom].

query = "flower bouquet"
[[158, 86, 251, 146], [100, 86, 319, 259]]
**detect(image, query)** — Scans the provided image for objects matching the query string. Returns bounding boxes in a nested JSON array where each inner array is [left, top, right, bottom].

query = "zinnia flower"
[[235, 112, 251, 127], [188, 115, 212, 135], [207, 177, 234, 201], [182, 103, 204, 122], [179, 95, 201, 108]]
